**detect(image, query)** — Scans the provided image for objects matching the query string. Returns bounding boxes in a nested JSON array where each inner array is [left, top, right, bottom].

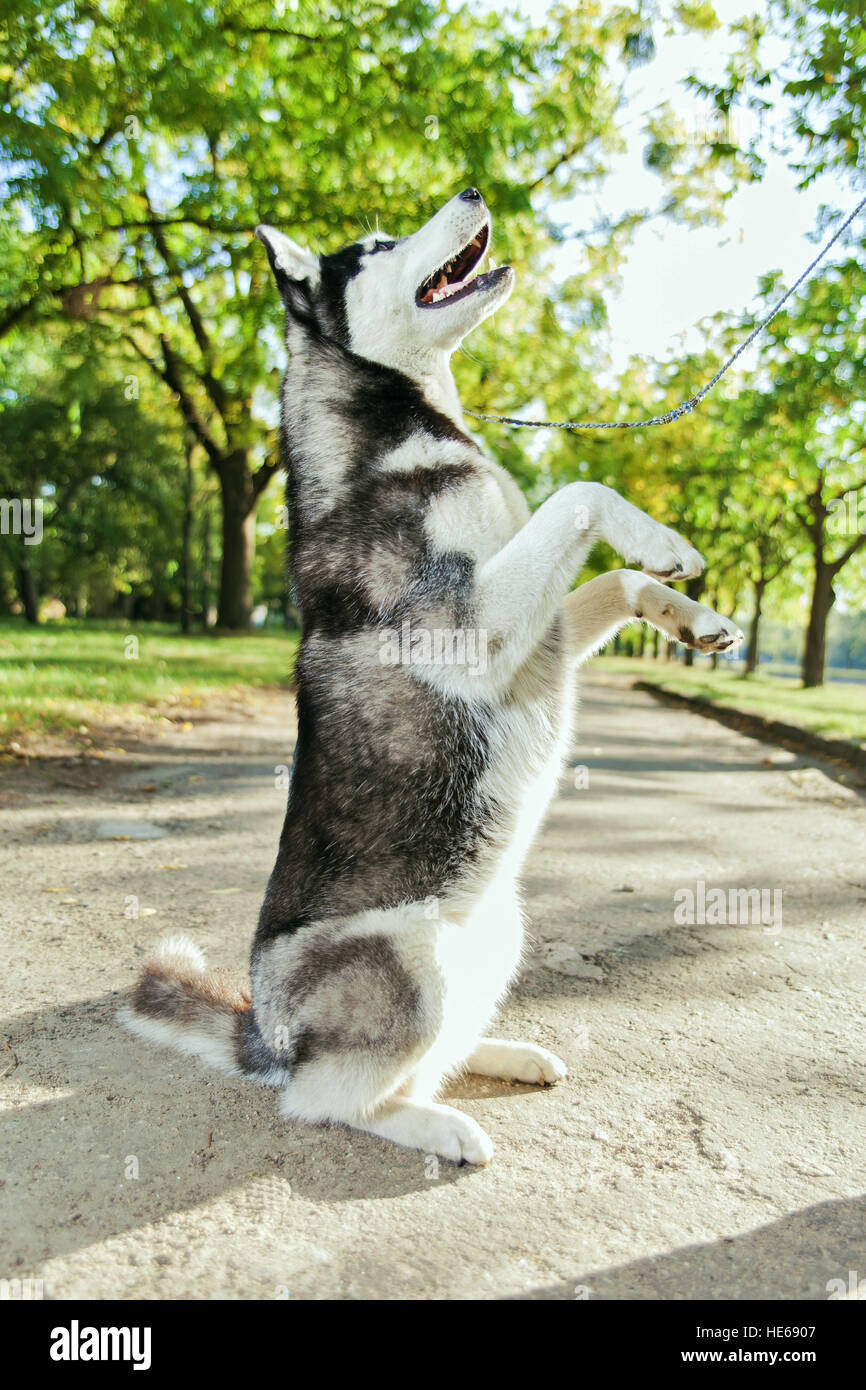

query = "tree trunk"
[[181, 446, 194, 634], [802, 560, 835, 688], [16, 561, 39, 624], [217, 456, 256, 630], [745, 578, 766, 675], [682, 576, 704, 667], [201, 503, 212, 629]]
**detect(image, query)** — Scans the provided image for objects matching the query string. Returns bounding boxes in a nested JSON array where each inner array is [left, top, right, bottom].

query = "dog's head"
[[256, 188, 514, 369]]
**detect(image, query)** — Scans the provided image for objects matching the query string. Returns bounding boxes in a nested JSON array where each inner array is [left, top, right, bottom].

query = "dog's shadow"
[[1, 992, 538, 1265]]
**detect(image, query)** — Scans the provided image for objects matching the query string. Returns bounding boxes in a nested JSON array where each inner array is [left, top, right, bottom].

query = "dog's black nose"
[[459, 187, 483, 202]]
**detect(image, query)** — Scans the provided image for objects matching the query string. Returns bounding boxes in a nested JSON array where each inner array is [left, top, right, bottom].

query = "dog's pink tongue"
[[432, 274, 471, 302]]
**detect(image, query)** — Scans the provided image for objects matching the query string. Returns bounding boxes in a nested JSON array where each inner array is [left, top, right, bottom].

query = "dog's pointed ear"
[[255, 226, 319, 296]]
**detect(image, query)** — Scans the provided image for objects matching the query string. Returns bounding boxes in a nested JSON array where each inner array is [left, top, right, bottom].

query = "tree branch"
[[527, 139, 590, 193], [147, 221, 228, 418], [101, 215, 257, 235], [829, 475, 866, 503], [219, 22, 330, 42], [123, 332, 223, 468], [830, 528, 866, 575], [252, 458, 280, 498], [0, 264, 206, 341]]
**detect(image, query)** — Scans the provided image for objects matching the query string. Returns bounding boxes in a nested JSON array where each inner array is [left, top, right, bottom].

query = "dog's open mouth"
[[416, 224, 494, 307]]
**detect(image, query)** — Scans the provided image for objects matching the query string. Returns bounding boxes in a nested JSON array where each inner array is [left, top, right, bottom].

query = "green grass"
[[0, 617, 299, 751], [594, 655, 866, 747], [4, 619, 863, 755]]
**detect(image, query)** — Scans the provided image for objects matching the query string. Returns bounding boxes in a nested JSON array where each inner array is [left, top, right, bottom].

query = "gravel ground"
[[1, 674, 864, 1301]]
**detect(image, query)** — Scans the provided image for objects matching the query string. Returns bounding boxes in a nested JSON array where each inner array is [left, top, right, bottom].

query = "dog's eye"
[[370, 239, 396, 254]]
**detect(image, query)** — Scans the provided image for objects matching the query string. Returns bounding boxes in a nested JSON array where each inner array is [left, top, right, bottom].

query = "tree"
[[0, 328, 186, 621], [1, 0, 688, 626], [749, 262, 866, 686], [686, 0, 866, 189], [671, 0, 866, 682]]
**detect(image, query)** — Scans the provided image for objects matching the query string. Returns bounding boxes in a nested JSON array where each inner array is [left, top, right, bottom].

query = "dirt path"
[[2, 676, 864, 1301]]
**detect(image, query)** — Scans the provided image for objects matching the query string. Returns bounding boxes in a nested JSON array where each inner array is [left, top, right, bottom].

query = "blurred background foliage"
[[0, 0, 864, 692]]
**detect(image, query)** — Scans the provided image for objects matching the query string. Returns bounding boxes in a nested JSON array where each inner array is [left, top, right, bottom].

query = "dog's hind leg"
[[465, 1038, 567, 1085], [257, 911, 495, 1165], [280, 1059, 495, 1166], [562, 569, 743, 668]]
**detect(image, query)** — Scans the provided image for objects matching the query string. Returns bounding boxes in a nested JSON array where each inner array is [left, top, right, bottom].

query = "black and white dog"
[[122, 189, 743, 1164]]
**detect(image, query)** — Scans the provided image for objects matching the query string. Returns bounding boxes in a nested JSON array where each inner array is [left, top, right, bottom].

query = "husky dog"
[[122, 189, 743, 1164]]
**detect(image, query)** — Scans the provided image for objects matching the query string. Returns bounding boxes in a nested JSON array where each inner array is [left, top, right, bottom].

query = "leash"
[[465, 191, 866, 432]]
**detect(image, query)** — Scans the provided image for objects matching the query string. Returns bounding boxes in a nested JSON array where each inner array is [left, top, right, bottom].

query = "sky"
[[495, 0, 852, 373]]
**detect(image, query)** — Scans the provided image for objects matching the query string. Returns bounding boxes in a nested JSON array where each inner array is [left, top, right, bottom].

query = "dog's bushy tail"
[[119, 936, 282, 1084]]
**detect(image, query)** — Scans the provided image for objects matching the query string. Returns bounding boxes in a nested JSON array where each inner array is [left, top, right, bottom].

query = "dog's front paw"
[[690, 617, 745, 653], [636, 528, 705, 582], [654, 596, 744, 653], [508, 1044, 568, 1086], [470, 1040, 568, 1086]]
